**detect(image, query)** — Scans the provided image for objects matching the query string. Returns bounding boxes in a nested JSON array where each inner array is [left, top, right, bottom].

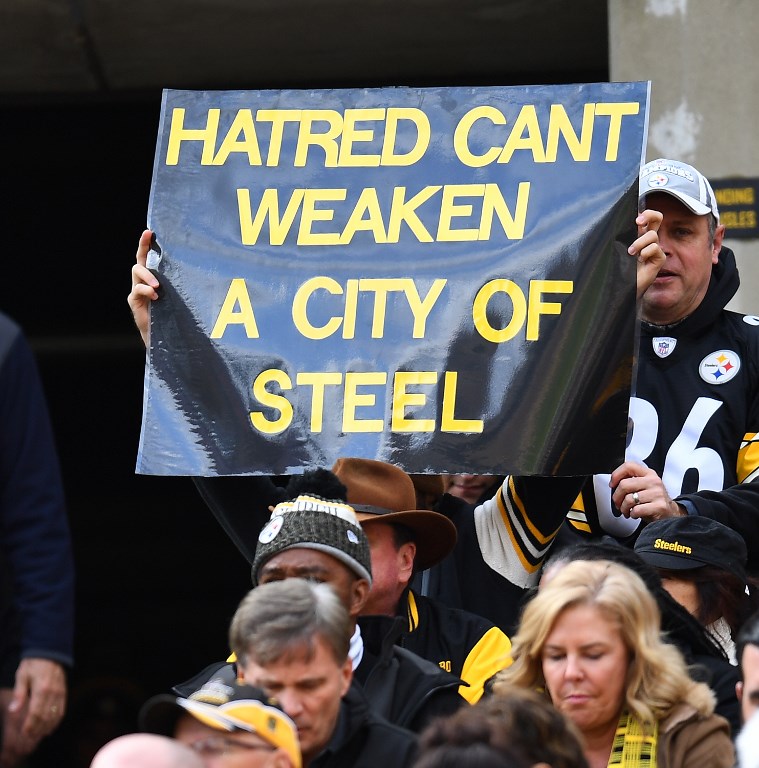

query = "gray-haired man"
[[230, 578, 417, 768]]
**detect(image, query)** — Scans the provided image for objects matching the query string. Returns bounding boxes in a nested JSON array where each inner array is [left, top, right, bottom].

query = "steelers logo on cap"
[[699, 350, 741, 385], [259, 516, 284, 543], [647, 172, 669, 188]]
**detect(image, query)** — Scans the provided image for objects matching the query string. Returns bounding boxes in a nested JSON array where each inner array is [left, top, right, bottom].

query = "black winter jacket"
[[311, 683, 418, 768], [356, 614, 464, 733]]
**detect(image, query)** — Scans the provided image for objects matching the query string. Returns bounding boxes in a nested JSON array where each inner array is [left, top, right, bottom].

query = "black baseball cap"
[[634, 516, 747, 582]]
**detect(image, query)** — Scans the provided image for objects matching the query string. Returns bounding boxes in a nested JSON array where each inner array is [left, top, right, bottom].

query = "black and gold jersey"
[[568, 247, 759, 565]]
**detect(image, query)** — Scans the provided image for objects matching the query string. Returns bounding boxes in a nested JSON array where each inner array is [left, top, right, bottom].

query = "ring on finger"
[[632, 491, 640, 506]]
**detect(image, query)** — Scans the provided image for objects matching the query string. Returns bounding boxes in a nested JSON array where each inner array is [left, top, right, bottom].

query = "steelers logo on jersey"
[[698, 349, 741, 384]]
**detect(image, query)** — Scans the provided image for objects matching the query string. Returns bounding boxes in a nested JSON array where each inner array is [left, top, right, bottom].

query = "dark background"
[[0, 4, 608, 763], [1, 97, 254, 767]]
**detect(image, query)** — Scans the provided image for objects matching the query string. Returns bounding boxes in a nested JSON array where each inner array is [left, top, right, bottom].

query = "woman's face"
[[659, 575, 701, 619], [541, 603, 629, 738]]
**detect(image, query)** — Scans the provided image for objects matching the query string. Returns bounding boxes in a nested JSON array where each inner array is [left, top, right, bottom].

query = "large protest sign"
[[137, 82, 650, 477]]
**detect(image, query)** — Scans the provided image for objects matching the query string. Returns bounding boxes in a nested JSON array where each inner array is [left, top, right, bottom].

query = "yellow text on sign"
[[292, 277, 447, 339], [453, 102, 640, 166], [236, 182, 531, 246], [165, 107, 431, 167], [249, 370, 483, 435], [472, 279, 574, 341], [209, 277, 447, 340]]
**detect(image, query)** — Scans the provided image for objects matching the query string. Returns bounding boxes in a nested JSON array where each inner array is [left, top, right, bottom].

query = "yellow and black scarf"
[[607, 710, 658, 767]]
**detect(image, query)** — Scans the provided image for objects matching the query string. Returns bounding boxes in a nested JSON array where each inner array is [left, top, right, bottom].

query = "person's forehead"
[[359, 518, 396, 542], [174, 716, 275, 760], [549, 602, 621, 637], [643, 191, 707, 222], [262, 546, 348, 576], [246, 635, 341, 680], [227, 731, 274, 748]]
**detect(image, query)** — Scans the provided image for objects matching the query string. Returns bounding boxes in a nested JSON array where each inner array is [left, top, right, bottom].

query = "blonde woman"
[[493, 560, 734, 768]]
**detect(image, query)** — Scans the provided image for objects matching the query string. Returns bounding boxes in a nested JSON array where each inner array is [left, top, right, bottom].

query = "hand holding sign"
[[128, 229, 160, 346]]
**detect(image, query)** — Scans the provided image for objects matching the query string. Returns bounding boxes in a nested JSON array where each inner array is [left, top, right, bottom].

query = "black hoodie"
[[569, 247, 759, 568]]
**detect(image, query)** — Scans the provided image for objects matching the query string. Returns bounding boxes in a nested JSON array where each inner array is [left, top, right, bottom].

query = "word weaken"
[[236, 182, 530, 245]]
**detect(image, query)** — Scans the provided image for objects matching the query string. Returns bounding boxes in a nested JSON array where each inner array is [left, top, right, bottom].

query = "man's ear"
[[339, 655, 353, 697], [349, 578, 371, 617], [712, 223, 726, 262], [398, 542, 416, 586], [737, 680, 744, 702]]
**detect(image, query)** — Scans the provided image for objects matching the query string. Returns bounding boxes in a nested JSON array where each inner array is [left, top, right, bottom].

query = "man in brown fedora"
[[191, 458, 520, 699], [248, 461, 512, 702], [194, 459, 515, 698], [194, 460, 583, 635], [326, 458, 511, 703]]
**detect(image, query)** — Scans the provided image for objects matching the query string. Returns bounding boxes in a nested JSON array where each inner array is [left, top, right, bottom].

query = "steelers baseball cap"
[[639, 158, 720, 222], [634, 516, 746, 582], [140, 678, 301, 768]]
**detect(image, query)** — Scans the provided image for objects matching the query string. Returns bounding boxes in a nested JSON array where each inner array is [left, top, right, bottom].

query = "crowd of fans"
[[5, 157, 759, 767]]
